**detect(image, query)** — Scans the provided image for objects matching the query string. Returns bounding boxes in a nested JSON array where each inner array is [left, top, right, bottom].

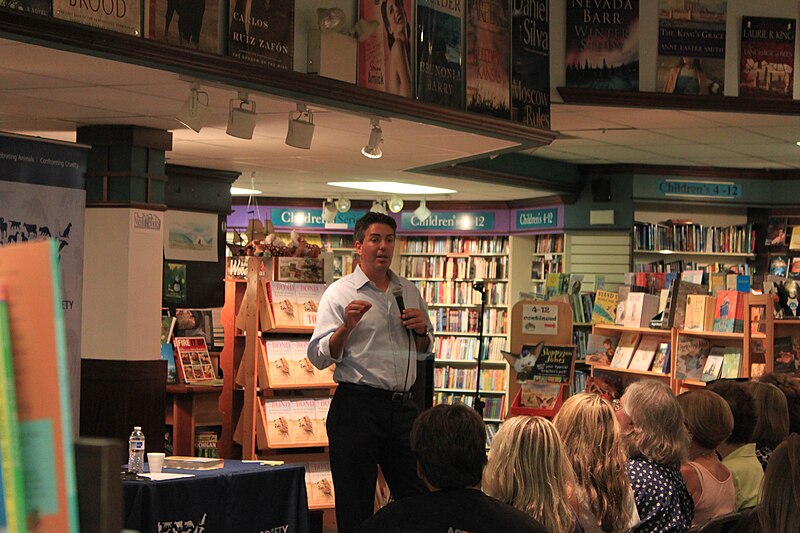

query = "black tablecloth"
[[124, 460, 309, 533]]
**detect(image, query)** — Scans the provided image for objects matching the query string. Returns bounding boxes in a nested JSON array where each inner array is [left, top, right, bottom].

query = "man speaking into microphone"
[[308, 211, 434, 533]]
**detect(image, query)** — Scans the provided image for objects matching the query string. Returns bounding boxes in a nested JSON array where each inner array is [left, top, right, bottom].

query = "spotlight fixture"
[[335, 196, 351, 213], [175, 83, 211, 133], [285, 104, 315, 149], [361, 118, 383, 159], [387, 195, 404, 213], [370, 200, 387, 214], [414, 199, 431, 223], [226, 92, 257, 139], [322, 198, 338, 224]]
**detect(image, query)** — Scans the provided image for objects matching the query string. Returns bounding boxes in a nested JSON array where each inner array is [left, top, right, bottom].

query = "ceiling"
[[2, 36, 800, 204]]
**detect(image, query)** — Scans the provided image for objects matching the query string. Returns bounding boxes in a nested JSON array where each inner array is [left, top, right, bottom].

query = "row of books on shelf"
[[415, 280, 507, 307], [433, 393, 504, 419], [486, 423, 500, 447], [263, 398, 331, 446], [433, 367, 506, 391], [263, 339, 335, 386], [321, 234, 355, 249], [303, 461, 335, 509], [427, 308, 507, 335], [401, 237, 509, 255], [633, 221, 756, 254], [531, 255, 563, 281], [636, 260, 751, 274], [435, 336, 506, 362], [589, 333, 671, 373], [532, 234, 564, 254], [332, 254, 357, 278], [399, 256, 508, 279], [266, 281, 326, 328], [674, 337, 744, 382]]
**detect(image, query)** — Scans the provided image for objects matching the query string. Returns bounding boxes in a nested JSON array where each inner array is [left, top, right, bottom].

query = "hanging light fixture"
[[361, 118, 383, 159], [370, 200, 387, 214], [322, 198, 338, 223], [175, 83, 211, 133], [285, 104, 315, 149], [226, 92, 257, 139], [387, 195, 404, 213], [335, 196, 351, 213], [414, 199, 431, 222]]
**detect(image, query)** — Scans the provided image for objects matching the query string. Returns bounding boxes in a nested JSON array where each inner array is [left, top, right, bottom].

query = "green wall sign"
[[270, 208, 366, 229], [400, 211, 496, 231]]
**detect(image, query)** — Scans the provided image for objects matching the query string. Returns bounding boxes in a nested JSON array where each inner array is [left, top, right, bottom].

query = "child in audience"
[[676, 390, 735, 527], [747, 381, 789, 470], [615, 380, 694, 532], [554, 393, 639, 532], [483, 416, 581, 533], [707, 380, 763, 511]]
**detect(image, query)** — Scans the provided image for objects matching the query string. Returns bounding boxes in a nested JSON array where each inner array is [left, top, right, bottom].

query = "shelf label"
[[514, 207, 558, 230], [657, 180, 742, 199], [270, 208, 366, 229], [521, 303, 559, 335], [400, 211, 495, 231]]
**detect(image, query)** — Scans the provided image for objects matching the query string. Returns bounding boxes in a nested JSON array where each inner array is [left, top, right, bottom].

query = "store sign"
[[270, 208, 366, 229], [657, 180, 742, 199], [400, 211, 495, 231], [514, 207, 558, 230]]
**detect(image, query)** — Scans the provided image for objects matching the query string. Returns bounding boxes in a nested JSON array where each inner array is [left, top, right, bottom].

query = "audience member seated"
[[758, 373, 800, 435], [729, 433, 800, 532], [707, 380, 763, 511], [676, 390, 735, 527], [614, 380, 694, 532], [357, 403, 548, 533], [554, 393, 639, 532], [483, 416, 582, 533], [746, 381, 789, 470]]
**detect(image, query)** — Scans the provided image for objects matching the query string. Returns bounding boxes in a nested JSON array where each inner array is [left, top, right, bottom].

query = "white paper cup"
[[147, 452, 166, 474]]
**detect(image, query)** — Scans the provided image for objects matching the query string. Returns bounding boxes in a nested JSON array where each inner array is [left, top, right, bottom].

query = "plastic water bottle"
[[128, 426, 145, 474]]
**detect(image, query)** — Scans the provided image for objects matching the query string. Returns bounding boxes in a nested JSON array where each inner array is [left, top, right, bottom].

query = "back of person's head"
[[483, 416, 576, 533], [677, 389, 734, 450], [353, 212, 396, 243], [758, 373, 800, 434], [622, 380, 688, 466], [707, 380, 755, 445], [410, 403, 485, 490], [758, 433, 800, 532], [553, 393, 632, 532], [748, 381, 790, 450]]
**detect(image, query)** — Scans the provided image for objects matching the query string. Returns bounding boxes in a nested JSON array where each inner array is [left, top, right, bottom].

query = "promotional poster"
[[512, 0, 550, 128], [740, 16, 795, 98], [359, 0, 415, 97], [466, 0, 510, 118], [54, 0, 141, 35], [417, 0, 464, 108], [145, 0, 223, 53], [228, 0, 294, 70]]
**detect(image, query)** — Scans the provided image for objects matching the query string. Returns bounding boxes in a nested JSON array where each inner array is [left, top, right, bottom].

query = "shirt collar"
[[726, 443, 757, 459], [352, 265, 402, 291]]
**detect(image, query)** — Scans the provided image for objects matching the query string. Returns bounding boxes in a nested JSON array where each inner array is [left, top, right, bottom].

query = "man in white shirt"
[[308, 212, 434, 533]]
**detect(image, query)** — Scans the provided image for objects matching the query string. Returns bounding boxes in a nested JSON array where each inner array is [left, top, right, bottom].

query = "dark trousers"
[[327, 383, 428, 533]]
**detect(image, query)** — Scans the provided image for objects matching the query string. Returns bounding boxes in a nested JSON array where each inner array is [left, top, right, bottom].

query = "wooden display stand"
[[507, 299, 574, 418]]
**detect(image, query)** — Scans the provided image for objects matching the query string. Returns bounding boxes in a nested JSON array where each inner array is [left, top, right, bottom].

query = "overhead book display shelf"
[[219, 254, 336, 510]]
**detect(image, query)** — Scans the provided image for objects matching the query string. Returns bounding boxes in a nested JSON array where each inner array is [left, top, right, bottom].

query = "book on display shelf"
[[720, 348, 742, 379], [629, 335, 661, 372], [174, 336, 218, 384], [675, 336, 711, 381], [701, 347, 725, 382], [610, 332, 640, 369], [591, 290, 618, 325], [765, 216, 788, 246], [585, 334, 617, 366], [651, 342, 670, 374]]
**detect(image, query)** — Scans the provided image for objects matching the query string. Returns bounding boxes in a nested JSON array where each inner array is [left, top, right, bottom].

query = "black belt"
[[338, 382, 413, 402]]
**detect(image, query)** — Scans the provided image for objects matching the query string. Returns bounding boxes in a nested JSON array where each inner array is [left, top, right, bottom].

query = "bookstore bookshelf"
[[320, 234, 357, 280], [530, 233, 564, 297]]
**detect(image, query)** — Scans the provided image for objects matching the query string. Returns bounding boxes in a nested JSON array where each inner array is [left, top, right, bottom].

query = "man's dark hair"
[[759, 373, 800, 434], [410, 403, 486, 489], [354, 212, 396, 243], [708, 380, 756, 445]]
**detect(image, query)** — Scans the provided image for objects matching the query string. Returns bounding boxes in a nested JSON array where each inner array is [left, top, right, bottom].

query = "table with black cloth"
[[123, 460, 309, 533]]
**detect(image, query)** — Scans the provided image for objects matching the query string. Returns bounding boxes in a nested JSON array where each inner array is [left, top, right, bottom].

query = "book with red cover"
[[173, 336, 218, 383]]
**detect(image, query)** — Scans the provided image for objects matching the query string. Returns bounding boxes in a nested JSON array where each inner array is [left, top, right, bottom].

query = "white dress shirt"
[[307, 266, 434, 391]]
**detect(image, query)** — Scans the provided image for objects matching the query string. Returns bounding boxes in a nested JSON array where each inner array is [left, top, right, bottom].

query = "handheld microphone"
[[392, 286, 406, 317]]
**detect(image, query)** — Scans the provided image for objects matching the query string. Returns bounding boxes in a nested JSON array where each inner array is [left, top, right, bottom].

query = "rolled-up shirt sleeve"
[[307, 286, 344, 369]]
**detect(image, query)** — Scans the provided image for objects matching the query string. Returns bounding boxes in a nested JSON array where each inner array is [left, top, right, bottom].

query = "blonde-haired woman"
[[483, 416, 579, 533], [747, 381, 790, 470], [615, 380, 693, 532], [554, 393, 639, 532]]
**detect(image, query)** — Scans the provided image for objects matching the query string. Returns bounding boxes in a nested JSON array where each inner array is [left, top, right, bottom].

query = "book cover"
[[0, 240, 80, 532], [294, 342, 322, 385], [585, 334, 618, 366], [308, 461, 335, 508], [519, 382, 562, 409], [174, 308, 214, 349], [565, 0, 639, 91], [657, 0, 726, 96], [766, 217, 788, 246], [161, 315, 177, 344], [610, 332, 640, 369], [629, 335, 661, 372], [264, 339, 295, 386], [144, 0, 223, 53], [173, 336, 217, 383], [417, 0, 465, 109], [664, 280, 706, 330], [466, 0, 510, 118], [526, 345, 575, 384], [789, 258, 800, 280], [591, 290, 618, 325], [740, 17, 795, 98], [790, 227, 800, 251], [358, 0, 415, 96], [773, 335, 798, 374], [712, 290, 740, 333], [314, 397, 331, 429], [651, 342, 670, 374], [701, 347, 725, 382], [684, 294, 708, 331], [621, 292, 659, 328], [228, 0, 294, 70], [770, 255, 788, 277], [161, 342, 178, 384], [264, 399, 293, 445], [0, 285, 26, 532], [290, 400, 322, 443], [268, 282, 301, 327], [275, 257, 325, 283], [511, 0, 550, 127], [675, 335, 711, 381], [720, 347, 742, 379], [295, 283, 326, 327], [54, 0, 141, 35]]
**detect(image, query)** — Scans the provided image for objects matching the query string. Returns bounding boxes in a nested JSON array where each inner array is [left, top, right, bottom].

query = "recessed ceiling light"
[[328, 181, 456, 195], [796, 141, 800, 147], [231, 187, 262, 195]]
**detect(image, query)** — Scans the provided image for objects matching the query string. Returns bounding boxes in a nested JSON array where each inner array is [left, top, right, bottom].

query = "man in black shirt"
[[358, 404, 548, 533]]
